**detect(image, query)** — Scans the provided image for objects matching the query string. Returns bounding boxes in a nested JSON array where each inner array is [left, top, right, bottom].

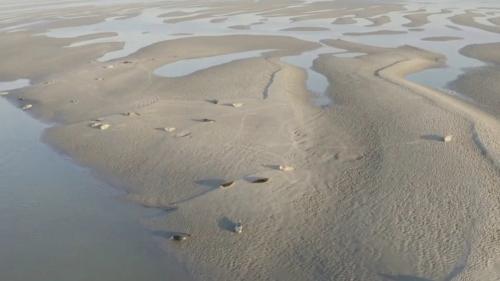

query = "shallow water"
[[38, 1, 500, 106], [0, 81, 191, 280]]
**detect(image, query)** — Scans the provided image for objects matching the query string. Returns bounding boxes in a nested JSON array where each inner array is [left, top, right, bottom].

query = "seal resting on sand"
[[279, 165, 294, 172], [199, 118, 215, 123], [162, 127, 176, 132], [99, 124, 110, 130], [234, 222, 243, 234], [251, 177, 269, 183], [170, 233, 191, 241], [219, 181, 235, 189], [21, 104, 33, 110]]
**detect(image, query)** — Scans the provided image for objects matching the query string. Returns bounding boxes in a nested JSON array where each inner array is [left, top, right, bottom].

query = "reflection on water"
[[0, 82, 191, 281]]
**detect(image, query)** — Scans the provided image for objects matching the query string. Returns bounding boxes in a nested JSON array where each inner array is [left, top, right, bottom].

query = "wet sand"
[[450, 42, 500, 118], [332, 17, 357, 25], [1, 0, 500, 280], [421, 36, 463, 41], [366, 15, 390, 27], [490, 16, 500, 25], [460, 42, 500, 64], [403, 9, 450, 28]]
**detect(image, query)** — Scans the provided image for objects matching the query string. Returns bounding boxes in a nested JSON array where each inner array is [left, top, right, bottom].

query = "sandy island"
[[403, 9, 450, 28], [450, 10, 500, 34], [421, 36, 463, 41], [366, 15, 390, 27]]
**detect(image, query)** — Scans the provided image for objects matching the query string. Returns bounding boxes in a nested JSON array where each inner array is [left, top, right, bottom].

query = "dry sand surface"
[[320, 39, 500, 281], [229, 25, 251, 30], [450, 66, 500, 118], [1, 0, 500, 281]]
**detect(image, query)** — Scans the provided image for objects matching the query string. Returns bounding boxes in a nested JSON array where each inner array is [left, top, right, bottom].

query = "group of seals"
[[170, 166, 295, 240]]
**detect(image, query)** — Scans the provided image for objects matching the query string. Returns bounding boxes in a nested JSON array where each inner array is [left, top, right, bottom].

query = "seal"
[[234, 222, 243, 234], [219, 181, 235, 189], [251, 177, 269, 183], [199, 118, 215, 123], [170, 232, 191, 241]]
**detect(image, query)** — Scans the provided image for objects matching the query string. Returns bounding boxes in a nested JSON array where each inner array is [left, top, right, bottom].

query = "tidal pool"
[[154, 49, 275, 78]]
